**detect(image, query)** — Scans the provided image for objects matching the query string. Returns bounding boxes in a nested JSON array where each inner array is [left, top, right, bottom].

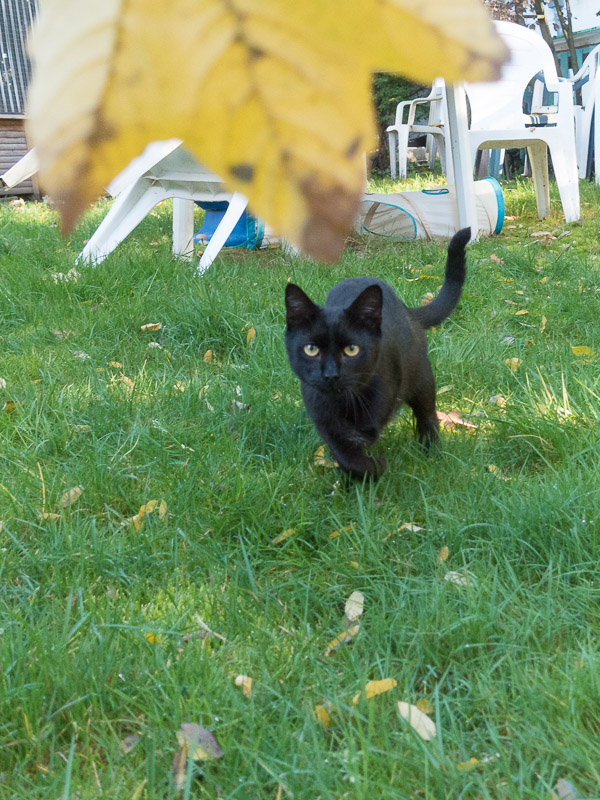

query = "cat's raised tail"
[[409, 227, 470, 330]]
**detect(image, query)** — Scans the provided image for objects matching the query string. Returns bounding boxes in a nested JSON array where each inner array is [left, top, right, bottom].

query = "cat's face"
[[285, 283, 382, 392]]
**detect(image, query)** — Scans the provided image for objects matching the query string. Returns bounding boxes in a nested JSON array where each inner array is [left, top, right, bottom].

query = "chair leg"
[[526, 142, 551, 219], [388, 131, 398, 179], [197, 193, 249, 276], [172, 198, 195, 259], [426, 134, 437, 171], [396, 126, 410, 180], [549, 143, 581, 222], [76, 180, 165, 266]]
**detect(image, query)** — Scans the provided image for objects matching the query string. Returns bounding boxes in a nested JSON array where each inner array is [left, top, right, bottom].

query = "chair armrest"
[[391, 85, 444, 127]]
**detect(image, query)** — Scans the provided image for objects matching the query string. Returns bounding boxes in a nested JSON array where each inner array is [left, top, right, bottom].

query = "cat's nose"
[[322, 359, 338, 381]]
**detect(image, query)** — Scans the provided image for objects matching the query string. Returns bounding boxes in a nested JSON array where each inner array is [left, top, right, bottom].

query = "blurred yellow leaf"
[[246, 327, 256, 345], [234, 674, 253, 698], [26, 0, 506, 261], [203, 350, 213, 363], [144, 499, 158, 514], [61, 486, 83, 507], [145, 632, 162, 644], [572, 346, 593, 357], [2, 401, 16, 414], [541, 315, 547, 333], [140, 323, 162, 332], [397, 701, 437, 741], [158, 499, 168, 519], [515, 309, 529, 316], [38, 512, 61, 521], [108, 361, 123, 368]]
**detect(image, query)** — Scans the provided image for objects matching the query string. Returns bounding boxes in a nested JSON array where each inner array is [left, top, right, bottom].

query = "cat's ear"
[[285, 284, 320, 329], [345, 285, 382, 334]]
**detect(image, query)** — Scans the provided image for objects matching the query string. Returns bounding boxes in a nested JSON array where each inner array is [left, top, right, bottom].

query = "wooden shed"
[[0, 0, 38, 197]]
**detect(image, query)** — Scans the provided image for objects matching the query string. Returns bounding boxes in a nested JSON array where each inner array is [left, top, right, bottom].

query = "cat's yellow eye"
[[343, 344, 360, 357], [303, 344, 320, 357]]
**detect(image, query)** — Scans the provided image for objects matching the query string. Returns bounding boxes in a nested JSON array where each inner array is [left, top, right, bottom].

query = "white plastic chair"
[[386, 79, 453, 181], [465, 20, 580, 223], [564, 44, 600, 182], [1, 142, 249, 275]]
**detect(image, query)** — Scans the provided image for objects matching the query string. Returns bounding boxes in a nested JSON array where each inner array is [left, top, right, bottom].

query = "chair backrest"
[[570, 44, 600, 109], [465, 21, 560, 131]]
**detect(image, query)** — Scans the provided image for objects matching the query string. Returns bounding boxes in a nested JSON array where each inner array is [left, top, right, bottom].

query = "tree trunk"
[[533, 0, 561, 73], [553, 0, 579, 75]]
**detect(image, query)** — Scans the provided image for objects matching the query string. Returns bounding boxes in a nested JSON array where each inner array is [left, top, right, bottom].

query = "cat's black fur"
[[284, 227, 470, 479]]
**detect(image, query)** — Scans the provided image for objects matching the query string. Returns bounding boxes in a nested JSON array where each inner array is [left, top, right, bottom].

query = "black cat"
[[284, 227, 470, 479]]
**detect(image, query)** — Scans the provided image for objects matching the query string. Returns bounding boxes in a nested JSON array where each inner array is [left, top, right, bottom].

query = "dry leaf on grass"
[[140, 322, 162, 332], [61, 486, 83, 507], [344, 591, 364, 623], [176, 723, 223, 761], [353, 678, 398, 704], [486, 464, 514, 482], [271, 528, 296, 545], [436, 411, 477, 430], [554, 779, 581, 800], [26, 0, 506, 261], [246, 327, 256, 345], [572, 346, 594, 357], [416, 698, 434, 714], [397, 701, 437, 740], [398, 522, 426, 532], [437, 545, 449, 562], [457, 757, 480, 771], [324, 625, 360, 656], [2, 401, 16, 414], [444, 570, 476, 587], [505, 358, 522, 372], [313, 703, 332, 729], [313, 445, 337, 469], [122, 734, 141, 754], [234, 674, 253, 698], [125, 498, 168, 530]]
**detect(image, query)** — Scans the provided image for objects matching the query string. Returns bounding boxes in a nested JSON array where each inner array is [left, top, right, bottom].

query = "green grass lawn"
[[1, 175, 600, 799]]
